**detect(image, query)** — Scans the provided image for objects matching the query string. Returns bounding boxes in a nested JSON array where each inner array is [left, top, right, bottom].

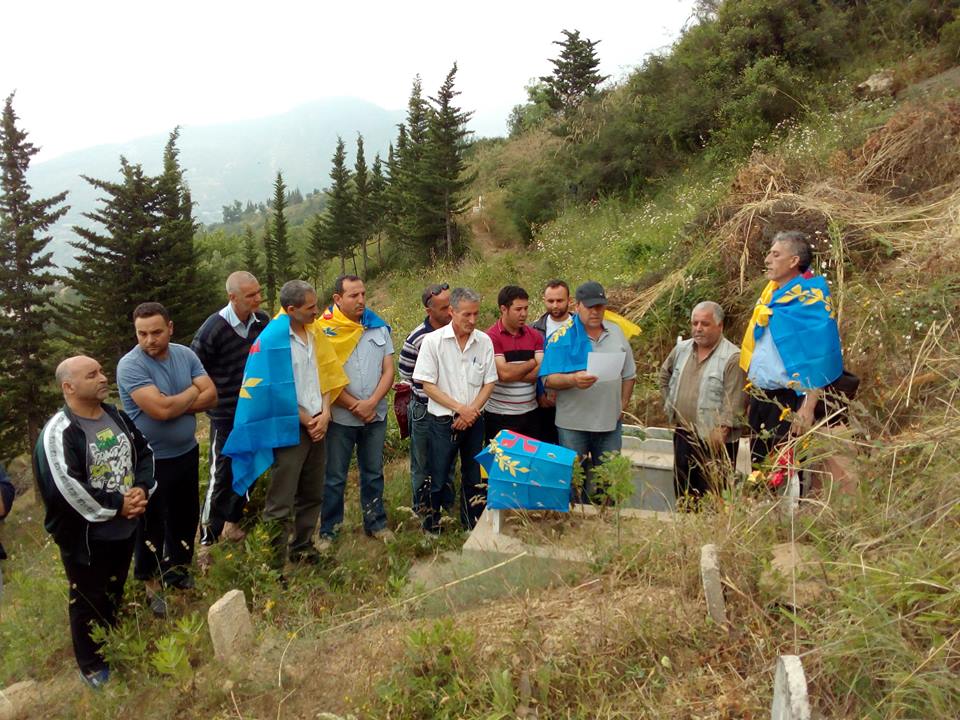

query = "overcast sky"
[[2, 0, 696, 163]]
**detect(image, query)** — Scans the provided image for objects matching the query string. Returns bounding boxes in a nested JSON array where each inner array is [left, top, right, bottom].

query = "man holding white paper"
[[540, 281, 636, 501]]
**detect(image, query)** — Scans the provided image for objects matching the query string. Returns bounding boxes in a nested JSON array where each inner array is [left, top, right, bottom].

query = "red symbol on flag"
[[249, 339, 261, 355]]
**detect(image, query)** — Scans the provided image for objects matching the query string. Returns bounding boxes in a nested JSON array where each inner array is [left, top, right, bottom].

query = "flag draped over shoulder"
[[223, 314, 300, 495], [539, 316, 591, 377], [315, 305, 390, 365], [740, 274, 843, 391], [604, 310, 641, 339], [275, 308, 351, 402]]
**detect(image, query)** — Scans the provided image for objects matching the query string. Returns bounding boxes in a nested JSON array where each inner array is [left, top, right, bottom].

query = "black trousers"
[[61, 536, 135, 673], [484, 409, 543, 444], [426, 414, 486, 531], [201, 418, 249, 544], [134, 445, 199, 582], [747, 389, 803, 465], [535, 404, 559, 445], [673, 428, 738, 501]]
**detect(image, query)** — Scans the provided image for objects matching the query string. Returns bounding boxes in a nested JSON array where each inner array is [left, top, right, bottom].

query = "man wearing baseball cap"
[[539, 281, 636, 501]]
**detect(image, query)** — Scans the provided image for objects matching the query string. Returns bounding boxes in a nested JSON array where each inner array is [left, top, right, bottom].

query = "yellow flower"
[[779, 407, 792, 421]]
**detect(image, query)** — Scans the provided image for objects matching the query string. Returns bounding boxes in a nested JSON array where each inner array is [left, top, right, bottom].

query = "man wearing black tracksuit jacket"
[[34, 355, 156, 688]]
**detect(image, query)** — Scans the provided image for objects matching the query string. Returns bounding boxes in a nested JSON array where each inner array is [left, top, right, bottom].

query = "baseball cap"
[[575, 281, 608, 308]]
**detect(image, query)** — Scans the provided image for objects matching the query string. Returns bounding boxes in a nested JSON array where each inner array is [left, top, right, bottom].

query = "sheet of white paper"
[[586, 351, 624, 382]]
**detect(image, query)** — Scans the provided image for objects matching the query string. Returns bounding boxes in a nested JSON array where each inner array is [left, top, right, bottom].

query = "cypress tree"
[[63, 159, 163, 375], [271, 171, 294, 281], [262, 220, 276, 312], [354, 134, 370, 276], [323, 136, 355, 274], [0, 93, 69, 458], [369, 152, 386, 265], [156, 128, 209, 339], [539, 29, 609, 114], [427, 63, 477, 257], [384, 134, 405, 244], [242, 224, 262, 279], [398, 78, 439, 251]]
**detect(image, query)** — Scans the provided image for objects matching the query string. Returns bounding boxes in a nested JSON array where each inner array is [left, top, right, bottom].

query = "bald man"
[[33, 356, 156, 689], [191, 271, 270, 546]]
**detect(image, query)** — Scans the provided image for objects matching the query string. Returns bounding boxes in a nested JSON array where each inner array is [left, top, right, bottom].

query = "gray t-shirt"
[[74, 412, 138, 541], [117, 343, 207, 459], [331, 326, 395, 427], [554, 323, 637, 433]]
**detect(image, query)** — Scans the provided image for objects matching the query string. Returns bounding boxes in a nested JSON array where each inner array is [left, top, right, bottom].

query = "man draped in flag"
[[740, 230, 843, 466], [223, 279, 347, 568], [314, 275, 395, 545], [540, 281, 636, 501]]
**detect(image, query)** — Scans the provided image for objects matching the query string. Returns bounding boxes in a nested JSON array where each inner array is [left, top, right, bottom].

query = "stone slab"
[[0, 680, 39, 720], [208, 589, 254, 662], [771, 655, 811, 720], [700, 544, 727, 625]]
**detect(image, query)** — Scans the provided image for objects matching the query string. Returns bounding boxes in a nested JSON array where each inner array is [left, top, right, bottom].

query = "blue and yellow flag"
[[315, 305, 390, 365], [222, 314, 300, 495], [539, 315, 591, 377], [740, 274, 843, 391], [604, 310, 641, 339]]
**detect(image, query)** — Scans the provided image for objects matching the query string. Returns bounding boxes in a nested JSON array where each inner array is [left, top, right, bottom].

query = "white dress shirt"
[[289, 326, 324, 417], [412, 324, 498, 418]]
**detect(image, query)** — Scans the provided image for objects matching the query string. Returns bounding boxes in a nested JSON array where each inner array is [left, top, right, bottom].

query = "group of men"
[[29, 228, 843, 688], [399, 279, 637, 530]]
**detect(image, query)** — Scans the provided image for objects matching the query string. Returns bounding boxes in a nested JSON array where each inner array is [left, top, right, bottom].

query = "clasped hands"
[[120, 487, 148, 519], [452, 404, 481, 430]]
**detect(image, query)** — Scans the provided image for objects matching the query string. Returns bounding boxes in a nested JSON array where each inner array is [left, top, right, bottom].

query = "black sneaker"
[[165, 569, 195, 590]]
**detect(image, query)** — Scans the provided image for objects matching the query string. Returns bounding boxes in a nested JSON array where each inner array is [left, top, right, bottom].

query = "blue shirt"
[[117, 344, 207, 458], [331, 326, 394, 427], [747, 329, 793, 391]]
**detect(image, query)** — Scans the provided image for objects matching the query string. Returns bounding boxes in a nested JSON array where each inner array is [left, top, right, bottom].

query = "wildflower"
[[779, 407, 792, 421]]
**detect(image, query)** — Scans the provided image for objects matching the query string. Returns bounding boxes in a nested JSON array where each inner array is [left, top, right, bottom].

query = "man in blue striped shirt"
[[397, 283, 453, 519]]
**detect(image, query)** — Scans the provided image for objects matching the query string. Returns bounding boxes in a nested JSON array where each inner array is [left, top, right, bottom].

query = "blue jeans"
[[409, 397, 455, 517], [319, 419, 388, 537], [557, 422, 622, 502], [425, 413, 486, 532]]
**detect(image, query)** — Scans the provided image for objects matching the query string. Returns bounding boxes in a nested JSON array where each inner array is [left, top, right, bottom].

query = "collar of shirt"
[[219, 303, 261, 334], [439, 322, 480, 350], [288, 324, 313, 349], [495, 318, 527, 337]]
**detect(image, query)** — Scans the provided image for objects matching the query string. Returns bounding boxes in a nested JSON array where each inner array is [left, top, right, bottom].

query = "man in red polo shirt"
[[484, 285, 545, 442]]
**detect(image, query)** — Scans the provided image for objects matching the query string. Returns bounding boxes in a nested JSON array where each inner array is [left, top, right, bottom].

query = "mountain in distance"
[[26, 97, 408, 268]]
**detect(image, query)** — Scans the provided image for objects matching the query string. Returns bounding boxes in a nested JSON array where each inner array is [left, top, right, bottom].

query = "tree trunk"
[[445, 194, 453, 257], [351, 251, 358, 275], [340, 254, 346, 274], [362, 239, 368, 277], [377, 232, 383, 265]]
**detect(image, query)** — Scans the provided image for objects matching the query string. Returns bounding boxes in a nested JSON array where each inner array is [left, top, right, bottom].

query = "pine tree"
[[539, 29, 609, 114], [271, 171, 294, 281], [427, 63, 477, 257], [262, 220, 276, 312], [156, 128, 210, 341], [384, 135, 404, 244], [397, 77, 439, 251], [353, 134, 370, 276], [242, 224, 261, 278], [63, 159, 163, 374], [0, 93, 69, 458], [323, 137, 355, 275], [369, 152, 387, 266]]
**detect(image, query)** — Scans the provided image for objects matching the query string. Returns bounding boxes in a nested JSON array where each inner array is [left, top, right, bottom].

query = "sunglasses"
[[423, 283, 450, 306]]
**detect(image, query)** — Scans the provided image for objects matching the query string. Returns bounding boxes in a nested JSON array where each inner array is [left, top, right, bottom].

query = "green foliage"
[[0, 92, 68, 458], [376, 619, 476, 719], [62, 130, 212, 376], [310, 136, 355, 282], [538, 29, 609, 115], [271, 171, 294, 280], [939, 16, 960, 59], [507, 82, 554, 137]]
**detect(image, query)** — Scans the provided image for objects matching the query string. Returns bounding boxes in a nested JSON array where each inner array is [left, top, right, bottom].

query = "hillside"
[[2, 4, 960, 718], [25, 97, 404, 267]]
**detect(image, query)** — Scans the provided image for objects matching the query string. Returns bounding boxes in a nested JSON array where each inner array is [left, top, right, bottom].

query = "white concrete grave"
[[699, 543, 727, 625], [771, 655, 811, 720]]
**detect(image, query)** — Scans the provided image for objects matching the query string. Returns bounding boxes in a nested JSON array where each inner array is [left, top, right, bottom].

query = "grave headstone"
[[700, 544, 727, 625], [771, 655, 811, 720], [208, 589, 254, 661]]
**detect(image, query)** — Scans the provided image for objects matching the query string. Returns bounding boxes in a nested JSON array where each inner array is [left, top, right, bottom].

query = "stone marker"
[[0, 680, 39, 720], [699, 544, 727, 625], [771, 655, 811, 720], [208, 589, 254, 662]]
